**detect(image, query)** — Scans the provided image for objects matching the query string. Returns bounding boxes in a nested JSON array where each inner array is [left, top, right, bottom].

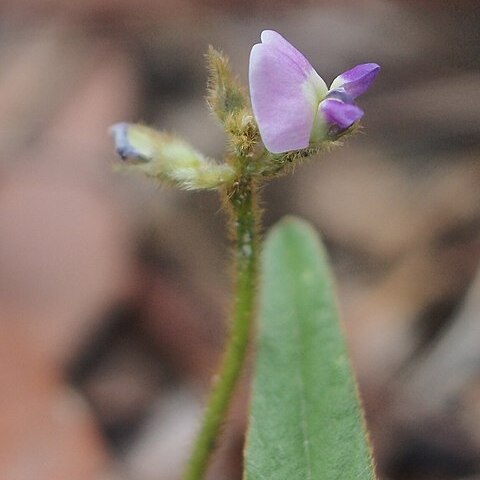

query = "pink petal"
[[330, 63, 380, 99], [259, 30, 315, 77], [249, 30, 327, 153]]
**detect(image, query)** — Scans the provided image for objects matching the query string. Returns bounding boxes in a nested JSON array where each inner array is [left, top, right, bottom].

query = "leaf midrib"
[[284, 228, 316, 480]]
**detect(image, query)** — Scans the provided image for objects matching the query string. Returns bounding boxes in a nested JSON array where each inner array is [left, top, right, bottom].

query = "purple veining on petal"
[[249, 31, 326, 153], [109, 123, 139, 160], [320, 98, 364, 130], [330, 63, 380, 99]]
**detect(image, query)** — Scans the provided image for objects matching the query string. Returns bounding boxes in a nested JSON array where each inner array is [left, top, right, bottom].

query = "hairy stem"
[[183, 177, 259, 480]]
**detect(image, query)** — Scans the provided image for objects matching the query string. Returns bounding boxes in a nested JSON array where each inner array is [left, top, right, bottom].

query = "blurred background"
[[0, 1, 479, 479]]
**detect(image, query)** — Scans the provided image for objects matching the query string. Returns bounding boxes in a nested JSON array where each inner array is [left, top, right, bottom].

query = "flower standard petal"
[[249, 30, 327, 153], [319, 98, 364, 130], [259, 30, 319, 78], [330, 63, 380, 99]]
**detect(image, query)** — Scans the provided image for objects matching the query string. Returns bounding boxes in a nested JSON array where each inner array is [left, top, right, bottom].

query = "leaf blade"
[[245, 217, 375, 480]]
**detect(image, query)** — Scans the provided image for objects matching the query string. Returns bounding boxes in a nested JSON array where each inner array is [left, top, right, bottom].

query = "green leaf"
[[245, 217, 376, 480]]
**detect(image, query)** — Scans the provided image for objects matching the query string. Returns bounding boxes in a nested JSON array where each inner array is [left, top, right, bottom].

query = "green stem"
[[183, 177, 259, 480]]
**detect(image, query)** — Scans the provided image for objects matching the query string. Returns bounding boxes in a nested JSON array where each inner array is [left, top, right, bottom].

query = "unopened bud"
[[110, 123, 235, 190]]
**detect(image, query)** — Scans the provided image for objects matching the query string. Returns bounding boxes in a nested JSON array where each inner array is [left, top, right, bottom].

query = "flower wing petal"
[[330, 63, 380, 99], [320, 98, 363, 130], [249, 30, 327, 153]]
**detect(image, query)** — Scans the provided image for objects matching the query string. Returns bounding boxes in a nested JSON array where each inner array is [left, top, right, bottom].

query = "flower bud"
[[206, 46, 247, 125], [110, 123, 235, 190]]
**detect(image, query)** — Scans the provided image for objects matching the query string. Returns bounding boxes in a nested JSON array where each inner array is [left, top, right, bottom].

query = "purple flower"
[[249, 30, 380, 153]]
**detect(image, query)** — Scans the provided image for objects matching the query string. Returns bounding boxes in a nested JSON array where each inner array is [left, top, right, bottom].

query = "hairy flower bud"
[[110, 123, 235, 190], [206, 46, 247, 124]]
